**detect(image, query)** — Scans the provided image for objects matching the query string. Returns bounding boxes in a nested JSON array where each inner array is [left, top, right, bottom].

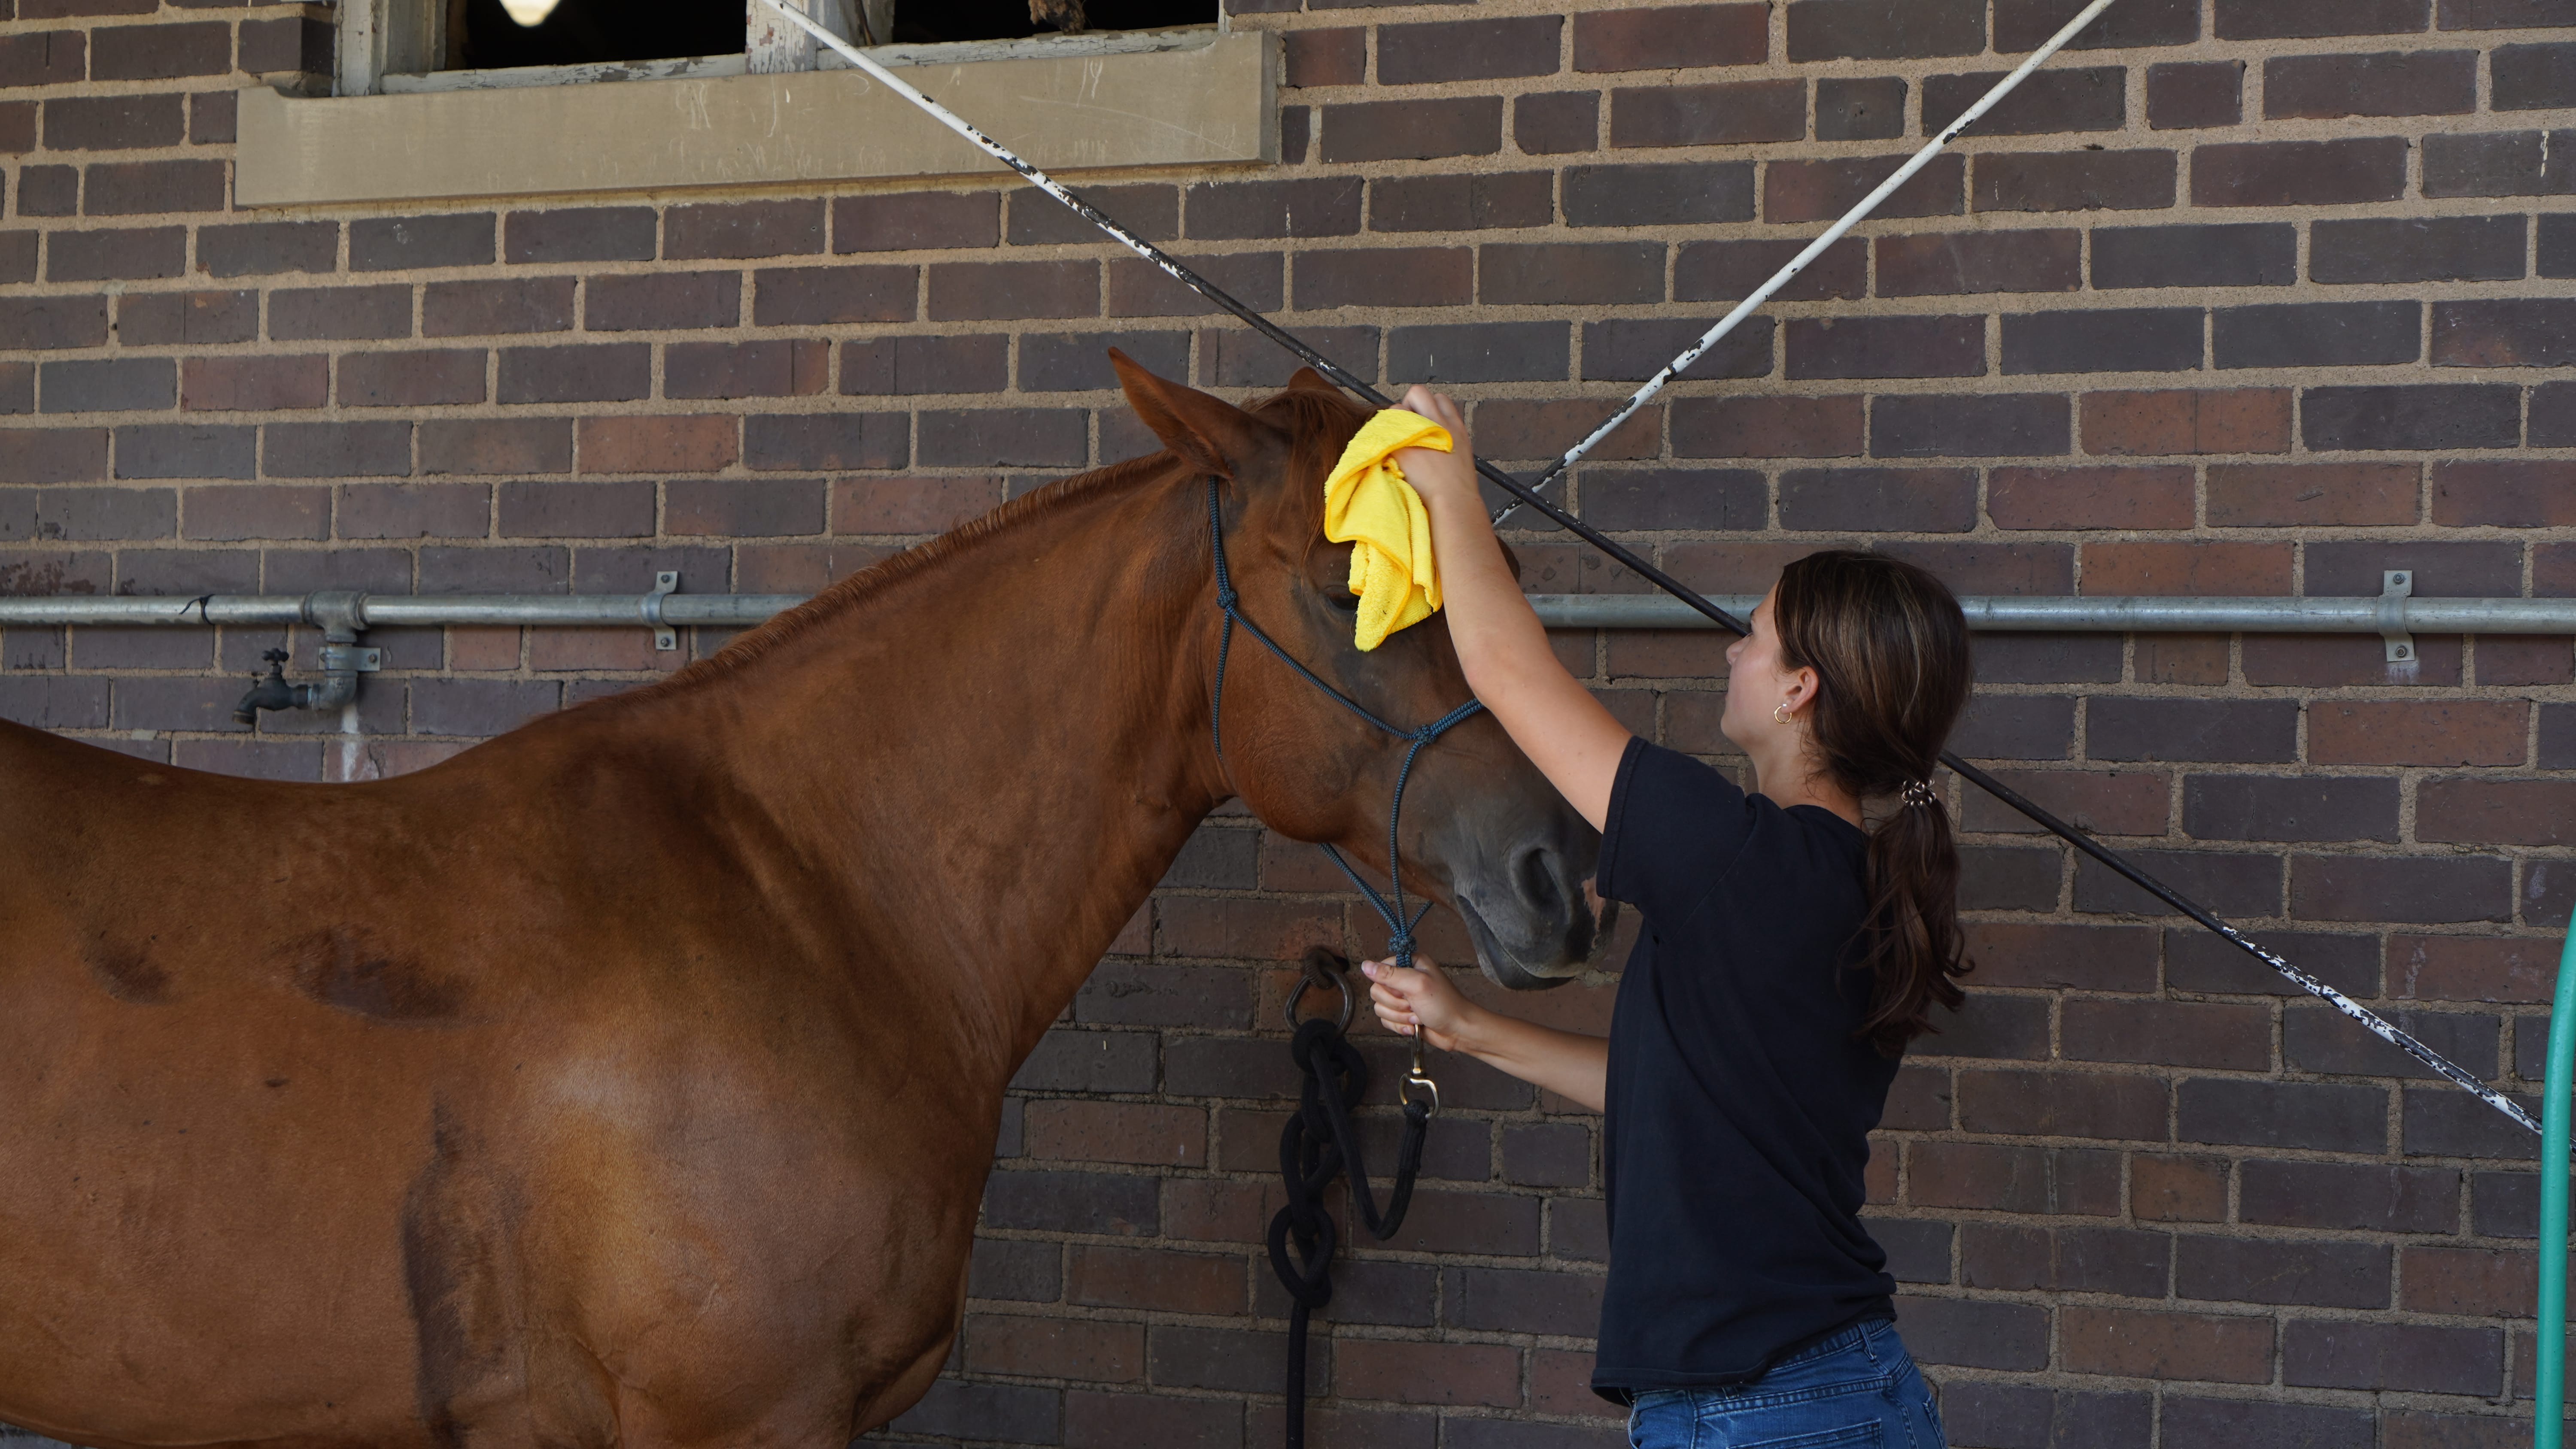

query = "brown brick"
[[1928, 67, 2124, 136], [1321, 97, 1504, 165], [2063, 1307, 2273, 1383], [193, 221, 336, 279], [2207, 462, 2418, 527], [0, 428, 107, 484], [2081, 388, 2290, 456], [262, 421, 408, 479], [1378, 16, 1561, 83], [1768, 153, 1963, 223], [1282, 26, 1362, 87], [265, 285, 408, 342], [665, 200, 821, 260], [1961, 770, 2169, 836], [1872, 394, 2067, 458], [123, 290, 257, 350], [1004, 185, 1173, 247], [346, 213, 492, 273], [0, 30, 86, 88], [2003, 308, 2202, 375], [503, 206, 656, 264], [963, 1313, 1142, 1384], [1876, 230, 2078, 297], [1513, 90, 1599, 155], [1911, 1141, 2121, 1215], [88, 21, 226, 80], [2434, 298, 2576, 368], [833, 192, 996, 252], [2193, 138, 2411, 207], [39, 357, 171, 415], [336, 349, 485, 409], [422, 277, 574, 337], [2218, 0, 2430, 36], [2405, 1246, 2557, 1317], [1291, 246, 1470, 310], [925, 260, 1096, 322], [495, 480, 651, 539], [2310, 700, 2524, 766], [2416, 777, 2576, 847], [2423, 128, 2576, 199], [1474, 399, 1658, 464], [1610, 79, 1803, 149], [1567, 160, 1755, 226], [1788, 0, 1983, 60], [2266, 50, 2476, 120], [1675, 236, 1865, 303], [2316, 215, 2528, 285], [495, 344, 648, 405], [335, 483, 488, 540], [42, 93, 182, 151], [181, 483, 326, 542], [751, 264, 914, 326], [1106, 251, 1283, 317], [829, 477, 1002, 535], [2283, 1321, 2501, 1396], [1780, 466, 1976, 532], [112, 423, 252, 480], [1336, 1340, 1520, 1408], [1958, 1067, 2169, 1139], [1481, 242, 1659, 307], [1989, 465, 2194, 530], [0, 295, 106, 352], [2064, 1000, 2270, 1070], [2434, 460, 2576, 526], [745, 413, 908, 472], [1671, 394, 1865, 458], [234, 15, 329, 76], [2293, 855, 2514, 925], [0, 103, 31, 155], [418, 418, 572, 476], [2242, 1159, 2458, 1232], [2084, 541, 2291, 595], [1576, 3, 1764, 71], [2495, 40, 2576, 112], [82, 158, 224, 215], [48, 225, 186, 282], [1972, 150, 2176, 212], [2179, 1237, 2390, 1309], [2149, 59, 2243, 128], [2131, 1155, 2228, 1222], [1786, 314, 1983, 379], [1024, 1100, 1205, 1167], [665, 339, 826, 400], [583, 271, 738, 331], [179, 355, 327, 412], [570, 415, 735, 477]]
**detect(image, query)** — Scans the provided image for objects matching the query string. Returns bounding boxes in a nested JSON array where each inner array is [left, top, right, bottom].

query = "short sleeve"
[[1595, 737, 1759, 920]]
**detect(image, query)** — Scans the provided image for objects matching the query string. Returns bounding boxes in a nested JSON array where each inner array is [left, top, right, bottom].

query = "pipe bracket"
[[2380, 571, 2415, 664], [644, 571, 680, 651]]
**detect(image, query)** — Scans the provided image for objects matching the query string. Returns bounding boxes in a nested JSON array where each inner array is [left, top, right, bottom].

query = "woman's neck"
[[1747, 743, 1864, 828]]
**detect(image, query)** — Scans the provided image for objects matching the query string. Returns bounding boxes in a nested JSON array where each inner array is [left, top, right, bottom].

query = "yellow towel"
[[1323, 409, 1453, 651]]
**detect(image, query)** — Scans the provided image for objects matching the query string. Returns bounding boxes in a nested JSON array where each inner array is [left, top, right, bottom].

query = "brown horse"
[[0, 355, 1601, 1449]]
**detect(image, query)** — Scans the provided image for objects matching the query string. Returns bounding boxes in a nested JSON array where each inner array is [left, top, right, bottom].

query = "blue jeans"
[[1624, 1319, 1945, 1449]]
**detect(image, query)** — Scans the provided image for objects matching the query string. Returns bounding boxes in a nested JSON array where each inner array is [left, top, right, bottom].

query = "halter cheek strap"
[[1203, 477, 1483, 1104]]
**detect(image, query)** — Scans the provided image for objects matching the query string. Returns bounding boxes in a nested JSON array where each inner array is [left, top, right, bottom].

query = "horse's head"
[[1111, 350, 1604, 988]]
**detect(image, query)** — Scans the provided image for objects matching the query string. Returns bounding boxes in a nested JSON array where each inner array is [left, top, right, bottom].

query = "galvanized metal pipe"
[[5, 592, 2576, 634]]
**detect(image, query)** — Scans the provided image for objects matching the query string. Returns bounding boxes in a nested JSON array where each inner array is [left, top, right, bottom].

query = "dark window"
[[454, 0, 744, 70], [891, 0, 1209, 43]]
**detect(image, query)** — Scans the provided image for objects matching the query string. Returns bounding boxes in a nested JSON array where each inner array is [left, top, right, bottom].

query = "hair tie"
[[1901, 779, 1938, 809]]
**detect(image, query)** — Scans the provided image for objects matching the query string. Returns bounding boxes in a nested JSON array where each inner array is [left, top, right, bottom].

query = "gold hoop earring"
[[1773, 700, 1792, 725]]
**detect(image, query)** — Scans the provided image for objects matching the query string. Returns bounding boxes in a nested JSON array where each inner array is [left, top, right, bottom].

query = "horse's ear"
[[1285, 367, 1341, 397], [1109, 348, 1284, 481]]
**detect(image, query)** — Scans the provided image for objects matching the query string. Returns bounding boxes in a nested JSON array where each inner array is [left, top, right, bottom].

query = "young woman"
[[1365, 385, 1974, 1449]]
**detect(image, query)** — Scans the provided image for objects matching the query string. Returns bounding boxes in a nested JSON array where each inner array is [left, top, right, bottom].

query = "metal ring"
[[1400, 1073, 1441, 1117], [1284, 948, 1355, 1035]]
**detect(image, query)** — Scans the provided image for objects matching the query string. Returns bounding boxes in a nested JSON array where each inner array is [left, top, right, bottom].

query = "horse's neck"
[[641, 467, 1224, 1069]]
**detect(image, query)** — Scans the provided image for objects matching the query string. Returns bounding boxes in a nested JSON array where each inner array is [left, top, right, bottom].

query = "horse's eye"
[[1325, 589, 1359, 612]]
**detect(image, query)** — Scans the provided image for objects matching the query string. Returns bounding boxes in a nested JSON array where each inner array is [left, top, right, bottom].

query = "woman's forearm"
[[1452, 1007, 1610, 1113]]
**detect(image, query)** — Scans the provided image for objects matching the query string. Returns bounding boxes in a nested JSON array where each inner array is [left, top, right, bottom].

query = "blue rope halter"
[[1203, 477, 1483, 1108]]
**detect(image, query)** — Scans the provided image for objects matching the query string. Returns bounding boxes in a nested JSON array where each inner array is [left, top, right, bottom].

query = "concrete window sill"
[[236, 27, 1273, 208]]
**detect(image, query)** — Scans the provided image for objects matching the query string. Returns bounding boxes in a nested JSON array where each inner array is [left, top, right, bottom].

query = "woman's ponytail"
[[1771, 551, 1975, 1058]]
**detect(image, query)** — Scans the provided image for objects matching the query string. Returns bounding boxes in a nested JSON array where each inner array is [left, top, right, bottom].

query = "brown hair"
[[1771, 550, 1975, 1057]]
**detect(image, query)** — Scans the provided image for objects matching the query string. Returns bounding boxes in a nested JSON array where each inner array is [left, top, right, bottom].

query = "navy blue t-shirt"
[[1591, 737, 1899, 1399]]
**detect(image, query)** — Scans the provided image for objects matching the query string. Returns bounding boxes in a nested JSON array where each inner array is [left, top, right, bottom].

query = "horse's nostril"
[[1516, 846, 1567, 916]]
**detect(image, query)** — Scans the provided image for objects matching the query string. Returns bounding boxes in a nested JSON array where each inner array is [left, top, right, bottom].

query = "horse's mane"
[[606, 381, 1373, 707]]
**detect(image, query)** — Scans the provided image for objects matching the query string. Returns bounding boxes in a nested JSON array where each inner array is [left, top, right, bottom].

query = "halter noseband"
[[1204, 476, 1483, 1110]]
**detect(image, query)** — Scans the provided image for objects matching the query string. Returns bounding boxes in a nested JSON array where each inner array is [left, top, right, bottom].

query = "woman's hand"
[[1363, 955, 1481, 1054], [1392, 384, 1480, 514]]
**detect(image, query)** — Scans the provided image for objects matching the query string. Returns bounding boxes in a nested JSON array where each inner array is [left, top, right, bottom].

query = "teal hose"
[[2541, 928, 2576, 1449]]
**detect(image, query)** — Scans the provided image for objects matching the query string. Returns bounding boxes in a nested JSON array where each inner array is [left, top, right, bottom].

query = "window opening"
[[890, 0, 1208, 44], [454, 0, 745, 70]]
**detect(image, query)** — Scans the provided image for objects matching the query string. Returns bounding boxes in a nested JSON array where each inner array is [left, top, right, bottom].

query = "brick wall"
[[6, 0, 2576, 1443]]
